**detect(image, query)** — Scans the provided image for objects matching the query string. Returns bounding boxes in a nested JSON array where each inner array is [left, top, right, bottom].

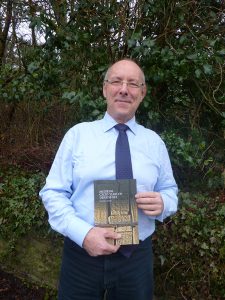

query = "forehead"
[[108, 60, 143, 80]]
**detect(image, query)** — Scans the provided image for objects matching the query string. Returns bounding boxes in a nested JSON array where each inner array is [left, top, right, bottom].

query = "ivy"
[[0, 167, 49, 251], [153, 192, 225, 299], [0, 166, 224, 298]]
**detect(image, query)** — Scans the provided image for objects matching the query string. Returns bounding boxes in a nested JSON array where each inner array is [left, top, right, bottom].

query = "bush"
[[153, 191, 225, 299], [0, 167, 49, 252], [1, 166, 224, 299]]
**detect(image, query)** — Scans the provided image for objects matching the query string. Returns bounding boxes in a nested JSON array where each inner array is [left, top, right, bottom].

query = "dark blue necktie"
[[115, 124, 137, 257], [115, 124, 133, 180]]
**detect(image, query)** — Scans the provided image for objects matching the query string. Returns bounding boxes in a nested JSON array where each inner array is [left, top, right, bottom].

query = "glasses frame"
[[104, 79, 145, 89]]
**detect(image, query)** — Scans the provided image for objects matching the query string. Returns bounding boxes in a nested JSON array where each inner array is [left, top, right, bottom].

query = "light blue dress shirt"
[[39, 112, 178, 247]]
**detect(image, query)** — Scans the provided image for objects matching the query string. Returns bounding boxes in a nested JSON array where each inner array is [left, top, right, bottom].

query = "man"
[[39, 59, 178, 300]]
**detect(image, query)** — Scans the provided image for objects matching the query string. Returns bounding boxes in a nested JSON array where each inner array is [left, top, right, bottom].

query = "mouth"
[[115, 99, 132, 104]]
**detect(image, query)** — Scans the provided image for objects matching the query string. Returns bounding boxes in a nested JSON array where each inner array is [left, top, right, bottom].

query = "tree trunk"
[[0, 0, 13, 66], [28, 0, 37, 46]]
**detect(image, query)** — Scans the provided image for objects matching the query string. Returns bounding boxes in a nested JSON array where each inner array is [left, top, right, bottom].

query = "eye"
[[128, 82, 139, 88], [110, 80, 122, 86]]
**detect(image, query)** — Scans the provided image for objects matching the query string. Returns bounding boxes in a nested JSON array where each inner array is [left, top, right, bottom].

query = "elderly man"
[[40, 59, 178, 300]]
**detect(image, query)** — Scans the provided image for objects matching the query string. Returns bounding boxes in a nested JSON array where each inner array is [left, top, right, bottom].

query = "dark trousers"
[[58, 237, 153, 300]]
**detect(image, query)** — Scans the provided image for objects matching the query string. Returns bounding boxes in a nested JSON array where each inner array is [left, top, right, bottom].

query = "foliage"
[[0, 167, 49, 252], [1, 2, 224, 298], [160, 130, 224, 189], [153, 191, 225, 299], [0, 0, 224, 189], [0, 166, 224, 298]]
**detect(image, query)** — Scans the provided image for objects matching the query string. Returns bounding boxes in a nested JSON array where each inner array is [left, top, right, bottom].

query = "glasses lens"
[[107, 80, 142, 88]]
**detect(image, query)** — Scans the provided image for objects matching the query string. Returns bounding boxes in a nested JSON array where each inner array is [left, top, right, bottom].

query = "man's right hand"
[[82, 227, 121, 256]]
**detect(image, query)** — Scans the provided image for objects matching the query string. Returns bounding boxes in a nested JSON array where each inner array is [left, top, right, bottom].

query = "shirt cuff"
[[156, 191, 178, 222], [66, 217, 94, 247]]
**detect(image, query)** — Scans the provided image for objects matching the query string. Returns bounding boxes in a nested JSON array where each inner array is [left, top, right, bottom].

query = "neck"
[[107, 111, 134, 124]]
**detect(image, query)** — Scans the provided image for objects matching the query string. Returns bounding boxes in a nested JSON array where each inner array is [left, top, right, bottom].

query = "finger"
[[142, 209, 161, 216], [136, 197, 160, 204], [105, 244, 121, 254], [135, 192, 150, 198], [135, 191, 158, 198], [99, 241, 121, 256], [137, 203, 159, 211], [104, 230, 122, 240], [90, 238, 120, 256]]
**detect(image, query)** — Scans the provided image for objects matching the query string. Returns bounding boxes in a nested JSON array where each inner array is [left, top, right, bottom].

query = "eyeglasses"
[[104, 79, 145, 89]]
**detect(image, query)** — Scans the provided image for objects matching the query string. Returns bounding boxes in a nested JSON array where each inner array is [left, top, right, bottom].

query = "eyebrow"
[[109, 76, 139, 82]]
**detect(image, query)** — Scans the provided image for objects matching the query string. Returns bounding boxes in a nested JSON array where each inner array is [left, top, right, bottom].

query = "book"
[[94, 179, 139, 246]]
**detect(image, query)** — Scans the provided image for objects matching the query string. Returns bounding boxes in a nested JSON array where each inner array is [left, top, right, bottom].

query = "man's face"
[[103, 60, 146, 123]]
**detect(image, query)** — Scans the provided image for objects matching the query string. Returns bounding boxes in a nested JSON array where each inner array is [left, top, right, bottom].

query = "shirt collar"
[[103, 112, 137, 135]]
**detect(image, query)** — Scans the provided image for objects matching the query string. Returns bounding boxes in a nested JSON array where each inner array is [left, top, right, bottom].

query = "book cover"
[[94, 179, 139, 245]]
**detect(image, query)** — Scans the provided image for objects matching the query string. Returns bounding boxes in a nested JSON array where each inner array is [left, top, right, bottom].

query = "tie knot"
[[115, 123, 129, 132]]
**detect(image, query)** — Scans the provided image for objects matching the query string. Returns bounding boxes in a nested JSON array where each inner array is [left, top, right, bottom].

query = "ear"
[[103, 82, 107, 98], [141, 85, 147, 101]]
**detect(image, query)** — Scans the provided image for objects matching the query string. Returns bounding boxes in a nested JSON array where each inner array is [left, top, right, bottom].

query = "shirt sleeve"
[[39, 129, 93, 247], [154, 141, 178, 222]]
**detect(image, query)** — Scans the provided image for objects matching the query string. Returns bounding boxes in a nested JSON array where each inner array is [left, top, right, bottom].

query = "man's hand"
[[82, 227, 121, 256], [135, 191, 164, 216]]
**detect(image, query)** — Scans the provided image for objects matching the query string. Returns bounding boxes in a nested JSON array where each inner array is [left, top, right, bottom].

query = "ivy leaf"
[[27, 62, 39, 74], [159, 255, 166, 266], [217, 49, 225, 55], [62, 91, 77, 103], [187, 53, 198, 60], [195, 69, 201, 78], [201, 242, 209, 250], [143, 38, 155, 47], [203, 64, 213, 75]]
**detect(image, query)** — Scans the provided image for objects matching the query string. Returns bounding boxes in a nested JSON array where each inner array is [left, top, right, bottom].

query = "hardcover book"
[[94, 179, 139, 246]]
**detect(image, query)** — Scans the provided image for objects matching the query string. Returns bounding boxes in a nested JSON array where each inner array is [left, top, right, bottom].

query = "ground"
[[0, 269, 53, 300]]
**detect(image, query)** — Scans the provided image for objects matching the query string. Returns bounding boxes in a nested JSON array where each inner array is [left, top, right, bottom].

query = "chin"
[[114, 112, 132, 123]]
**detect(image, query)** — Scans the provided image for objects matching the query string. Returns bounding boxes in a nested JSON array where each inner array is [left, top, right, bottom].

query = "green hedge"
[[153, 192, 225, 299], [0, 166, 224, 299], [0, 167, 48, 247]]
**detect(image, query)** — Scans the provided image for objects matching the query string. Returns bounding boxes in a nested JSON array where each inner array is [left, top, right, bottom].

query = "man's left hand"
[[135, 191, 164, 216]]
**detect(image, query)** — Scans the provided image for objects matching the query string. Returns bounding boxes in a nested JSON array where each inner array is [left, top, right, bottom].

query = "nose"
[[119, 82, 128, 96]]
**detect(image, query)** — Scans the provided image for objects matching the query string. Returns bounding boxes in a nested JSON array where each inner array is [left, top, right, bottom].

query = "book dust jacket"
[[94, 179, 139, 245]]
